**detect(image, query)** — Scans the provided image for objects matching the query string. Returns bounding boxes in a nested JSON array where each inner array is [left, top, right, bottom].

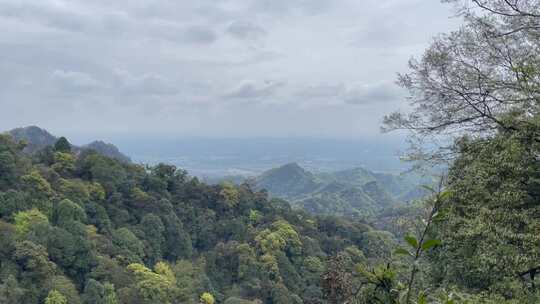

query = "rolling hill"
[[254, 163, 429, 217]]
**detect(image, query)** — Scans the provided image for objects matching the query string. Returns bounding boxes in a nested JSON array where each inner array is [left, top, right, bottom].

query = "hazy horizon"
[[11, 125, 410, 175], [0, 0, 461, 177]]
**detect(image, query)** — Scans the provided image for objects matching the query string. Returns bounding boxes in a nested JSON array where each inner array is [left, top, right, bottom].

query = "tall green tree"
[[140, 214, 165, 265], [432, 128, 540, 293], [103, 283, 118, 304], [54, 137, 72, 153], [381, 0, 540, 301], [83, 279, 105, 304], [0, 275, 25, 303]]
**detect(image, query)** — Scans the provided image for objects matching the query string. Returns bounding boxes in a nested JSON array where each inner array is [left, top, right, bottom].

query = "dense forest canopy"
[[251, 163, 429, 218], [0, 132, 396, 303], [2, 0, 540, 304]]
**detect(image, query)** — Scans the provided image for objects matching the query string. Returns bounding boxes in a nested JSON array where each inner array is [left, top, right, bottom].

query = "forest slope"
[[254, 163, 427, 217], [0, 132, 397, 304]]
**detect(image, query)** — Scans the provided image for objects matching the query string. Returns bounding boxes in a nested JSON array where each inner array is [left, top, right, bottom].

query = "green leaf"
[[394, 247, 412, 257], [421, 239, 441, 251], [405, 235, 419, 249], [432, 211, 444, 222], [417, 292, 427, 304], [438, 190, 453, 201], [421, 185, 436, 193]]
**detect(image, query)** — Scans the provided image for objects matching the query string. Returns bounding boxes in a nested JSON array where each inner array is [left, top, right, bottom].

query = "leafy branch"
[[395, 177, 448, 304]]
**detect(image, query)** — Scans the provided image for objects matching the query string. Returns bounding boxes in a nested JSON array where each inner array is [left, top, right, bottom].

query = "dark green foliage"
[[0, 275, 25, 303], [255, 163, 320, 198], [3, 125, 538, 303], [54, 137, 72, 153], [0, 190, 30, 218], [0, 132, 392, 303], [112, 228, 145, 264], [0, 134, 29, 190], [83, 141, 131, 163], [431, 128, 540, 294], [82, 279, 105, 304], [140, 214, 165, 265]]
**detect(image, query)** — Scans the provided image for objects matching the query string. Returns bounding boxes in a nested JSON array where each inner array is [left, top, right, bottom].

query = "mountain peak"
[[8, 126, 58, 153], [256, 162, 319, 198], [6, 126, 131, 163], [280, 162, 305, 171], [83, 140, 131, 163]]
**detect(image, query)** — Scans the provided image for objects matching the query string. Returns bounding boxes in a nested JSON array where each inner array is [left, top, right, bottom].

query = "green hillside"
[[255, 163, 321, 199], [254, 163, 425, 217], [0, 133, 397, 304]]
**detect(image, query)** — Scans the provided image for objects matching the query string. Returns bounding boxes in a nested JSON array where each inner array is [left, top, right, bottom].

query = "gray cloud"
[[253, 0, 334, 16], [295, 82, 404, 105], [226, 21, 267, 41], [224, 80, 286, 99], [296, 84, 345, 99], [344, 83, 404, 105], [116, 71, 180, 96], [0, 2, 88, 32], [51, 70, 103, 92], [182, 26, 218, 44], [0, 0, 460, 138]]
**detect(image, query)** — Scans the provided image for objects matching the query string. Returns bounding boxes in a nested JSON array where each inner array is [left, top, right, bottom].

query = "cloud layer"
[[0, 0, 460, 139]]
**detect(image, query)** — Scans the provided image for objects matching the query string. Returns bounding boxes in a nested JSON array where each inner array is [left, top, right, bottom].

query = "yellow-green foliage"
[[200, 292, 215, 304], [154, 261, 176, 285], [14, 209, 48, 235], [52, 152, 76, 175], [58, 178, 90, 203], [249, 209, 262, 224], [260, 253, 280, 281], [237, 243, 257, 280], [20, 170, 53, 197], [45, 290, 67, 304], [88, 182, 106, 201], [131, 187, 153, 207], [303, 256, 324, 274], [220, 182, 239, 207], [255, 220, 302, 255], [127, 262, 176, 304]]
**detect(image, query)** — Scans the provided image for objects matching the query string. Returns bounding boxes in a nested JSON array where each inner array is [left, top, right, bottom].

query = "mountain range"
[[6, 126, 427, 218], [252, 162, 429, 217], [6, 126, 131, 163]]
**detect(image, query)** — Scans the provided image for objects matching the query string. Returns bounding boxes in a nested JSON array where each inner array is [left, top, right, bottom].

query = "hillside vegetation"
[[0, 133, 400, 304], [3, 0, 540, 303], [9, 126, 131, 163], [254, 163, 427, 217]]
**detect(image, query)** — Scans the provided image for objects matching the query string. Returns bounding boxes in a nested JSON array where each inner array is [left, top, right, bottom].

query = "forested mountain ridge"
[[253, 163, 427, 217], [3, 0, 540, 302], [0, 133, 398, 303], [9, 126, 58, 154], [7, 126, 131, 163], [255, 163, 320, 199]]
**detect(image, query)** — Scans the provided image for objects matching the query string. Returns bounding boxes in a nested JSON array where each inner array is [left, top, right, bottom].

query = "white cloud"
[[0, 0, 460, 137]]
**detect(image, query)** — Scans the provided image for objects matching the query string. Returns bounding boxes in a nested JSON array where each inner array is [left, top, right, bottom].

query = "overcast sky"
[[0, 0, 461, 140]]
